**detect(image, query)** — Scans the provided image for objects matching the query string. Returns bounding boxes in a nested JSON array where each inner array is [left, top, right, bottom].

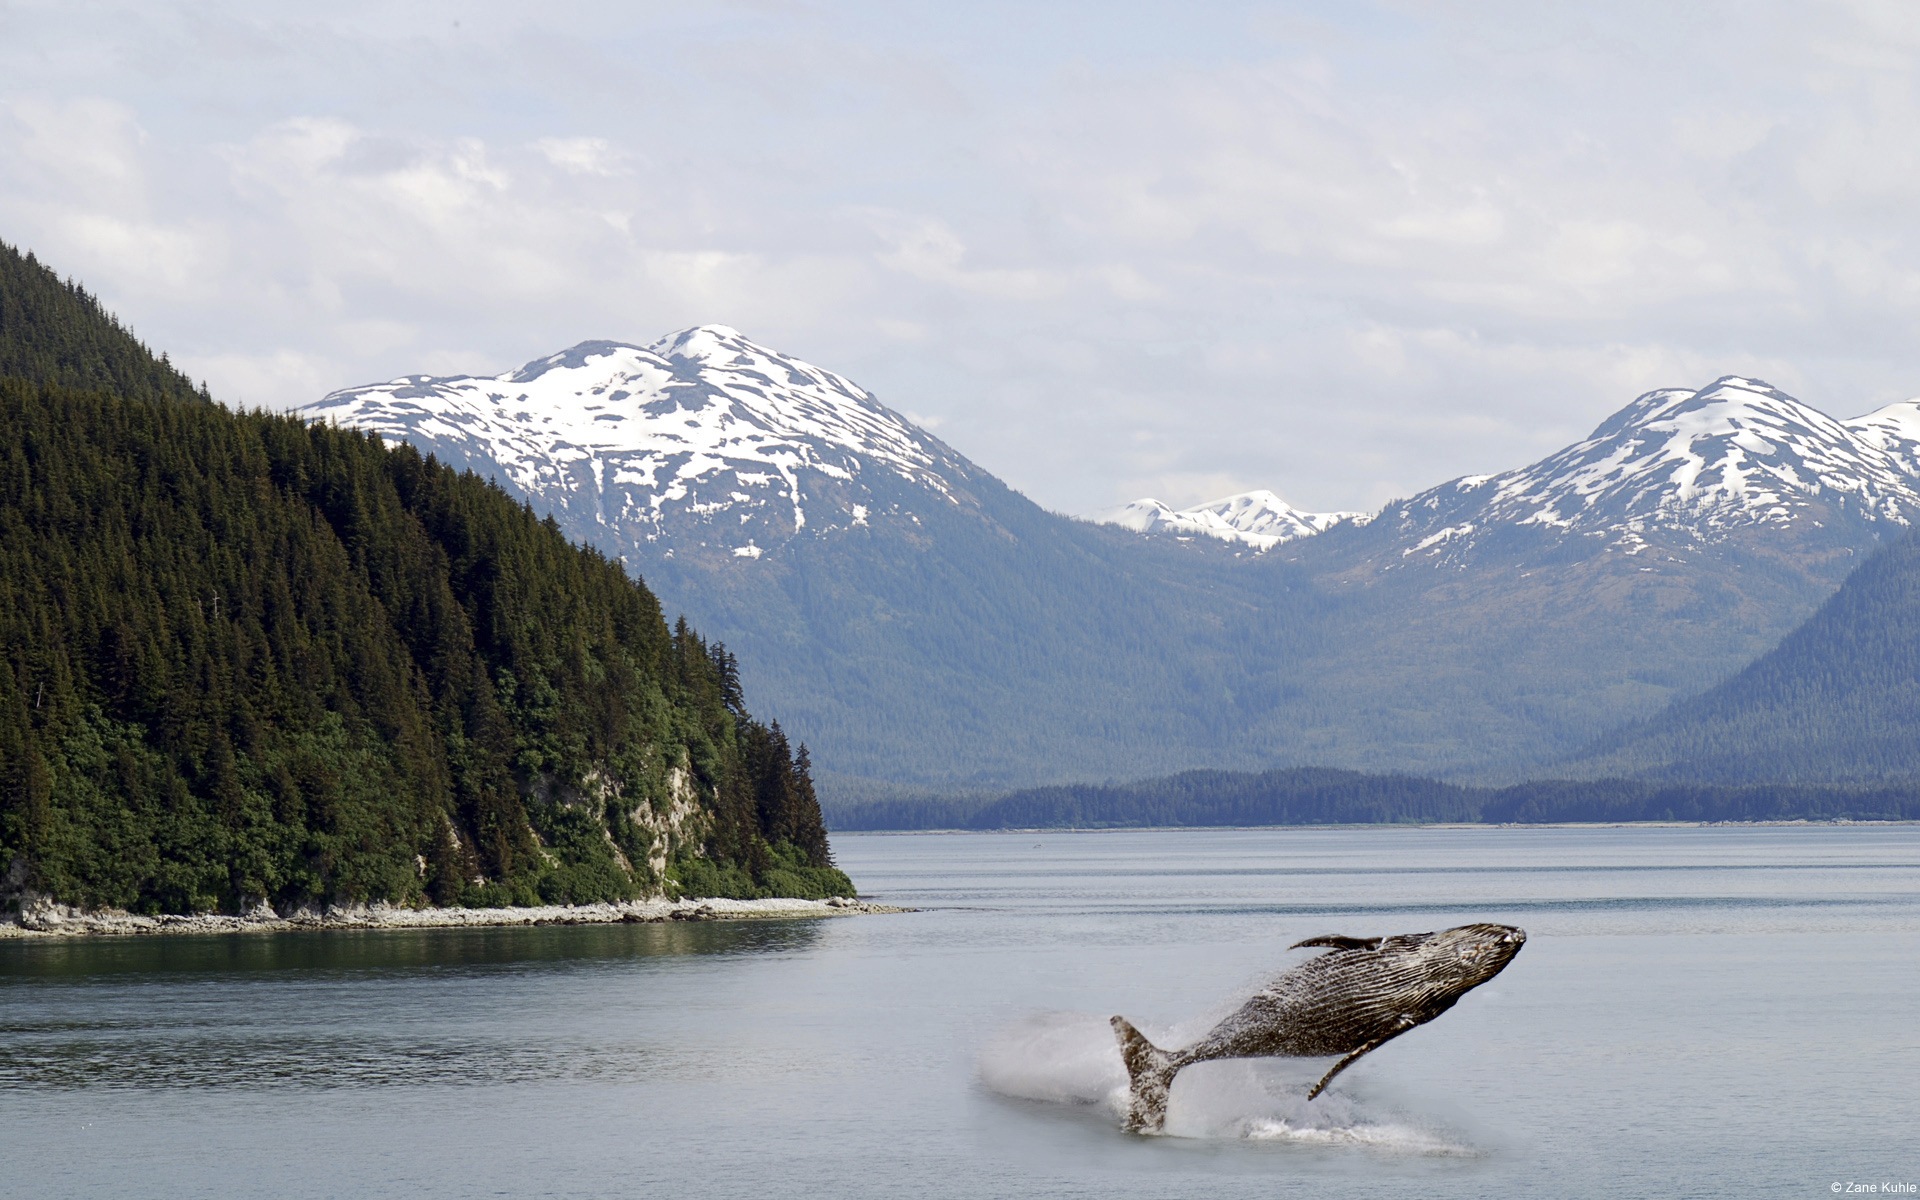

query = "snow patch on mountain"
[[301, 326, 976, 558], [1848, 396, 1920, 478], [1095, 489, 1363, 550]]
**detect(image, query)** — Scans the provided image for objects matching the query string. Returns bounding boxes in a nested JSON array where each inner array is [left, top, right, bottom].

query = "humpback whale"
[[1111, 923, 1525, 1134]]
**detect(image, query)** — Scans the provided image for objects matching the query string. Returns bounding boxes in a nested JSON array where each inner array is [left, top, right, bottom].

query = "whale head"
[[1383, 922, 1526, 1008]]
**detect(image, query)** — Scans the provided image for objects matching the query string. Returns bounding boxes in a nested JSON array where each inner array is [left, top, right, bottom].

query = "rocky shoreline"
[[0, 894, 903, 940]]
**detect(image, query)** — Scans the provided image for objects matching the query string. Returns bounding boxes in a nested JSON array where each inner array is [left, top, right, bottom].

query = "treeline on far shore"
[[822, 767, 1920, 831]]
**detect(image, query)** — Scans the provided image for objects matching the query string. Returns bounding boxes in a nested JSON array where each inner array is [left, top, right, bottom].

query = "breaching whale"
[[1110, 922, 1526, 1134]]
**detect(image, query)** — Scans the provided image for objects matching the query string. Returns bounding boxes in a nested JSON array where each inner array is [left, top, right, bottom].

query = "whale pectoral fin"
[[1290, 935, 1383, 952], [1306, 1018, 1417, 1101]]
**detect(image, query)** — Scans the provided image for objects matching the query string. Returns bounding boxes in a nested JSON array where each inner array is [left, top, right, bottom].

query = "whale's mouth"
[[1487, 925, 1526, 962], [1492, 926, 1527, 969]]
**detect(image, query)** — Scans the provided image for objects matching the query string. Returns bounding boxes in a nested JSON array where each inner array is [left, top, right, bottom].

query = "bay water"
[[2, 825, 1915, 1198]]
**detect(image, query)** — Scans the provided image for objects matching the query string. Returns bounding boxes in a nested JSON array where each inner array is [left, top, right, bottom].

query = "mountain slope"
[[0, 241, 849, 915], [1567, 530, 1920, 783]]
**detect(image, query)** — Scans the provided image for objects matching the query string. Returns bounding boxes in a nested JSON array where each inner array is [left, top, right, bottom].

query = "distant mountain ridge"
[[1103, 376, 1920, 563], [1093, 490, 1363, 550], [310, 348, 1920, 575], [825, 767, 1920, 831], [305, 339, 1920, 789]]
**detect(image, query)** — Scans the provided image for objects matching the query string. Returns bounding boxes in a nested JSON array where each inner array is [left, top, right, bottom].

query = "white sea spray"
[[977, 1008, 1477, 1153]]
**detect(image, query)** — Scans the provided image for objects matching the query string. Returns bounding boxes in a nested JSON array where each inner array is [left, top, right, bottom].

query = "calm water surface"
[[2, 826, 1916, 1198]]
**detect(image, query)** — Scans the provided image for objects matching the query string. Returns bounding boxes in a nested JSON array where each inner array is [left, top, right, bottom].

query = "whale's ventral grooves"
[[1110, 922, 1526, 1134]]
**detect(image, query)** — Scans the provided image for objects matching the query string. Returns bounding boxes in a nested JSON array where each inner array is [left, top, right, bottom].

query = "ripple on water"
[[0, 1036, 663, 1090]]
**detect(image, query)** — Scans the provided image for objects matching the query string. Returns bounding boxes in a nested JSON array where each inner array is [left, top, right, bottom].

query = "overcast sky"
[[8, 1, 1920, 514]]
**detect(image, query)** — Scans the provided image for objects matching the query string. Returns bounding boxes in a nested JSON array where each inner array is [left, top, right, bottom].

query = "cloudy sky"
[[7, 1, 1920, 515]]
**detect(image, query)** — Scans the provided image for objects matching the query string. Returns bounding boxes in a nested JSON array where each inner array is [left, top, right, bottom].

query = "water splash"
[[978, 1012, 1128, 1107], [978, 1011, 1477, 1154]]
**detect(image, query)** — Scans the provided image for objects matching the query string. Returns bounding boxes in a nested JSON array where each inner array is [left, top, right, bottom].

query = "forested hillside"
[[1569, 531, 1920, 782], [0, 246, 209, 406], [0, 240, 849, 915]]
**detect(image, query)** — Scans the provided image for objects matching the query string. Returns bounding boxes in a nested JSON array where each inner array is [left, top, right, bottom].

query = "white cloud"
[[0, 95, 227, 306], [9, 3, 1920, 514], [534, 136, 628, 177], [869, 212, 1062, 300], [55, 213, 215, 294], [3, 95, 147, 196]]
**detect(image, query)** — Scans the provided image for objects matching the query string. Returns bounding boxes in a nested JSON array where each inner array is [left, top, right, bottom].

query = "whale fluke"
[[1110, 1015, 1178, 1134]]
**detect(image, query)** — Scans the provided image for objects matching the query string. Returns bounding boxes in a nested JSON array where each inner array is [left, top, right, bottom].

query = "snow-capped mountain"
[[1095, 490, 1362, 550], [301, 326, 982, 560], [298, 341, 1920, 789], [301, 325, 1325, 786], [1354, 376, 1920, 564]]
